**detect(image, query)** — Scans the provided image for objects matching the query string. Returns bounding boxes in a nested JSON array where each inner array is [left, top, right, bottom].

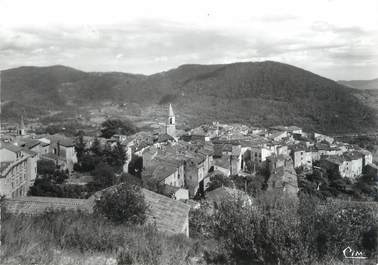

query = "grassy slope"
[[0, 210, 194, 265]]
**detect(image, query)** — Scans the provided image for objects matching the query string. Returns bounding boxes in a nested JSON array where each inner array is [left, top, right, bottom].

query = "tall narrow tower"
[[165, 104, 176, 138], [19, 114, 26, 136]]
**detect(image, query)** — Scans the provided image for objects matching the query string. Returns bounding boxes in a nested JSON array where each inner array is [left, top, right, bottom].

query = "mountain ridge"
[[0, 61, 375, 133]]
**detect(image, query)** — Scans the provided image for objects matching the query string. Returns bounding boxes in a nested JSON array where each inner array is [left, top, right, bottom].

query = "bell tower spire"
[[165, 104, 176, 137]]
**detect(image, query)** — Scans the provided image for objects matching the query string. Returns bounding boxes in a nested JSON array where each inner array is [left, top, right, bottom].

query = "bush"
[[95, 183, 148, 224]]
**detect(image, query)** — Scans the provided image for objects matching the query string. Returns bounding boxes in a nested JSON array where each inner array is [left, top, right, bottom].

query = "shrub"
[[95, 183, 148, 224]]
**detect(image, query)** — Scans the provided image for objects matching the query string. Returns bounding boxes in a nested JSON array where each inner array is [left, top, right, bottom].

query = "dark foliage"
[[37, 160, 57, 175], [91, 162, 115, 189], [205, 173, 233, 192], [95, 183, 148, 224], [100, 118, 137, 138]]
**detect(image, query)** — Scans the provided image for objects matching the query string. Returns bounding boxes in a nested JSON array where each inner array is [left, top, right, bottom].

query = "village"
[[0, 103, 377, 238]]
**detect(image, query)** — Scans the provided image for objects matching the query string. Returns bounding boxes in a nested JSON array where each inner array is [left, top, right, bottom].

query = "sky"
[[0, 0, 377, 80]]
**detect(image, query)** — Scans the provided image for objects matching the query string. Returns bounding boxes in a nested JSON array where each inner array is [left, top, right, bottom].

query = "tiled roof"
[[151, 164, 178, 183], [142, 188, 190, 234], [161, 184, 181, 197], [22, 139, 41, 149], [4, 196, 93, 215], [48, 134, 75, 147], [21, 149, 38, 157], [1, 143, 23, 153]]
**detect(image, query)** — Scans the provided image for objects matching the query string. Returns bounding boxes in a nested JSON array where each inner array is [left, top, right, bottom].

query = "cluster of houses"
[[0, 116, 78, 199], [1, 104, 377, 238]]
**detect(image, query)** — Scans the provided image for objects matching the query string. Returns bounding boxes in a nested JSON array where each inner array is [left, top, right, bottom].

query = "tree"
[[206, 173, 233, 192], [92, 162, 115, 189], [100, 118, 137, 139], [104, 141, 126, 173], [95, 183, 148, 224], [75, 134, 86, 162], [74, 153, 99, 172], [128, 155, 143, 178], [37, 159, 56, 175], [90, 137, 102, 157]]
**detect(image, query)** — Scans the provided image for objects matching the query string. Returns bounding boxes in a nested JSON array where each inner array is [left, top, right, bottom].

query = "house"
[[41, 134, 78, 172], [214, 156, 231, 176], [266, 154, 293, 175], [142, 157, 187, 199], [291, 146, 313, 169], [319, 152, 363, 180], [267, 167, 299, 196], [268, 130, 289, 142], [313, 133, 334, 144], [0, 143, 37, 198], [250, 145, 275, 165], [270, 125, 303, 135], [156, 142, 214, 198]]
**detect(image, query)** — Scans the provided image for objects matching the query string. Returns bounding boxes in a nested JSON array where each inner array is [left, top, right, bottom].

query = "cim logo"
[[343, 246, 367, 260]]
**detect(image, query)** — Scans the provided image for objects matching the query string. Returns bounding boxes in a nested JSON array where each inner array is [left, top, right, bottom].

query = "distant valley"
[[338, 78, 378, 90]]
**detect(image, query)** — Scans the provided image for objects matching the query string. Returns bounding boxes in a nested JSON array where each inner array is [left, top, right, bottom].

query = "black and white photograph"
[[0, 0, 377, 264]]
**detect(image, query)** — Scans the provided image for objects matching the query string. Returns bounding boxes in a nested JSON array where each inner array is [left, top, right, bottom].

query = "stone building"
[[0, 143, 37, 198]]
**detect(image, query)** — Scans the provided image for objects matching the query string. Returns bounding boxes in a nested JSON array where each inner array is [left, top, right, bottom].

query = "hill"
[[338, 78, 378, 90], [1, 61, 376, 133]]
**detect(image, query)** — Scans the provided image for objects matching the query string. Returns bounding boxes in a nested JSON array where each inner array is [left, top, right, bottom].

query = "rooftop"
[[48, 134, 75, 147], [4, 196, 93, 215]]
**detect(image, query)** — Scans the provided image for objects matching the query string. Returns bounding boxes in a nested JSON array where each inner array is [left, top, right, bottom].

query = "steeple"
[[19, 113, 26, 136], [165, 104, 176, 138], [20, 115, 25, 130], [168, 103, 174, 117]]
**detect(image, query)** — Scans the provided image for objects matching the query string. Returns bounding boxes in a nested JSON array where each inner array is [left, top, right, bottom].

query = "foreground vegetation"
[[1, 190, 376, 265], [0, 210, 194, 265]]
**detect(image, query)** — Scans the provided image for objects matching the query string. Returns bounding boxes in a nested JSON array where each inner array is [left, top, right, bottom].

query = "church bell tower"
[[165, 104, 176, 138]]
